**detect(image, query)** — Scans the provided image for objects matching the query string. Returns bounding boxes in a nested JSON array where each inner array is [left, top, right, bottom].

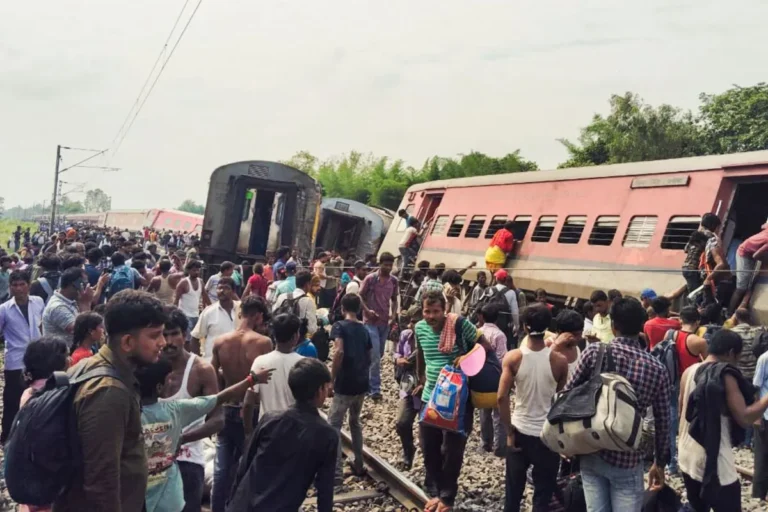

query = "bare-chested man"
[[160, 307, 221, 512], [146, 258, 184, 305], [209, 295, 273, 512]]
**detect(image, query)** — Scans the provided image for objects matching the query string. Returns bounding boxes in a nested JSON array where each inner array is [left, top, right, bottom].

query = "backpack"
[[108, 265, 134, 297], [752, 330, 768, 360], [4, 365, 122, 505], [312, 328, 330, 362], [470, 286, 513, 343], [541, 343, 643, 457], [650, 329, 681, 388], [273, 291, 311, 318]]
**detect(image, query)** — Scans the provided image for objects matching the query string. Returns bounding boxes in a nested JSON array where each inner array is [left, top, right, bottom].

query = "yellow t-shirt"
[[592, 313, 615, 343]]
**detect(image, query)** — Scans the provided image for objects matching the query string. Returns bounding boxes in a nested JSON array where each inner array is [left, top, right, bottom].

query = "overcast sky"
[[2, 0, 767, 210]]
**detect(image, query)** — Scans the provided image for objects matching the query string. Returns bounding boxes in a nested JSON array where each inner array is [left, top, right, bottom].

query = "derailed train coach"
[[316, 198, 394, 259], [199, 160, 323, 266]]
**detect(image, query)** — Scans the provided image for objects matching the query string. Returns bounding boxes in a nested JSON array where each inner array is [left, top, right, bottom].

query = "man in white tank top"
[[498, 304, 568, 512], [174, 260, 211, 339], [147, 259, 184, 305], [160, 308, 221, 512]]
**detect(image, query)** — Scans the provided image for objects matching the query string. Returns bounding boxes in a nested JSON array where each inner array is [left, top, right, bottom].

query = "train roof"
[[406, 150, 768, 192]]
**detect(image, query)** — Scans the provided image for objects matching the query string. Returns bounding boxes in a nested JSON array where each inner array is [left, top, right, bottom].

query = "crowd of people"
[[0, 210, 767, 512]]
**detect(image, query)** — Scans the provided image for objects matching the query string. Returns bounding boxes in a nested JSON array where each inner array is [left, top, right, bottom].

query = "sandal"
[[425, 497, 441, 511]]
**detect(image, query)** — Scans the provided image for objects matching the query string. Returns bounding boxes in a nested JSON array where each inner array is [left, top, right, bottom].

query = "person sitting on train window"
[[485, 221, 515, 272], [643, 297, 682, 350], [585, 290, 614, 343], [729, 222, 768, 314]]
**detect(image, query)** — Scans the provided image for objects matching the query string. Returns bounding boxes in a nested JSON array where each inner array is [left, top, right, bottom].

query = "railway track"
[[310, 412, 428, 512]]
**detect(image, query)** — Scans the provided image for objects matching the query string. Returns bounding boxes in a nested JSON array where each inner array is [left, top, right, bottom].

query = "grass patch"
[[0, 219, 39, 253]]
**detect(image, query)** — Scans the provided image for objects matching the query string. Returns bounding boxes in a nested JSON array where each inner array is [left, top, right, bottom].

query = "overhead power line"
[[111, 0, 204, 159]]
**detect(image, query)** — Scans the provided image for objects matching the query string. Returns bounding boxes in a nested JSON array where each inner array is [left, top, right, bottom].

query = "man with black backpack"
[[273, 270, 318, 338], [7, 290, 169, 512]]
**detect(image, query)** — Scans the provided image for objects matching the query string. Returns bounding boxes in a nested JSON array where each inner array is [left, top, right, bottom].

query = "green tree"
[[282, 149, 536, 210], [58, 197, 85, 214], [177, 200, 205, 215], [699, 83, 768, 154], [558, 92, 706, 168], [84, 188, 112, 212]]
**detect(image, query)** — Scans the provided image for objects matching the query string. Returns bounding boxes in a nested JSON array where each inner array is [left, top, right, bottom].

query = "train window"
[[484, 215, 508, 239], [396, 204, 415, 232], [447, 215, 467, 238], [588, 216, 620, 246], [183, 221, 191, 230], [173, 220, 181, 228], [431, 215, 449, 236], [465, 216, 486, 238], [511, 215, 532, 240], [558, 215, 587, 244], [531, 215, 557, 243], [661, 216, 701, 250], [623, 216, 658, 248]]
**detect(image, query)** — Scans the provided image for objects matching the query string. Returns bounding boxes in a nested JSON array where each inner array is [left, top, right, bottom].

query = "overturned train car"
[[316, 198, 394, 259], [199, 161, 322, 265]]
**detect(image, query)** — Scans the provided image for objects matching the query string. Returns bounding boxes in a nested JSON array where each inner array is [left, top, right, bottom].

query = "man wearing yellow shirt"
[[585, 290, 614, 343]]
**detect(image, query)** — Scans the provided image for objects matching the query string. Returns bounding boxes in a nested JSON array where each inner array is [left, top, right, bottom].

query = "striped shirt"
[[414, 317, 479, 402]]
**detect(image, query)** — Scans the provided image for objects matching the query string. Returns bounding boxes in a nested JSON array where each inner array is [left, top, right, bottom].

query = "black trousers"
[[395, 397, 420, 459], [178, 461, 205, 512], [753, 418, 768, 500], [682, 473, 741, 512], [2, 369, 25, 444], [504, 431, 560, 512], [419, 403, 474, 506]]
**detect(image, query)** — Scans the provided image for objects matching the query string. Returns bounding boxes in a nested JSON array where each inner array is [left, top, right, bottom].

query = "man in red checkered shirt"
[[564, 297, 671, 511]]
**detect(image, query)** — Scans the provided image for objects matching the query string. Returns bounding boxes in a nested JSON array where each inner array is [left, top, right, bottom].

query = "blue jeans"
[[669, 386, 679, 472], [211, 405, 246, 512], [366, 323, 389, 395], [580, 454, 644, 512], [186, 315, 198, 341]]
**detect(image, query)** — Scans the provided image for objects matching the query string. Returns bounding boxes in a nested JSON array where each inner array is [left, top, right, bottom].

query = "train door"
[[722, 178, 768, 262], [417, 192, 443, 228], [236, 188, 287, 256]]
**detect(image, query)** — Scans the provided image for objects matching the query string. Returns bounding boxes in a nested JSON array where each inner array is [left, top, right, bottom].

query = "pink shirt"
[[738, 229, 768, 259], [481, 322, 508, 362]]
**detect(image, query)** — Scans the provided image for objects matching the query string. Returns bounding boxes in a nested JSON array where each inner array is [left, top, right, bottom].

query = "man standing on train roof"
[[485, 221, 515, 272]]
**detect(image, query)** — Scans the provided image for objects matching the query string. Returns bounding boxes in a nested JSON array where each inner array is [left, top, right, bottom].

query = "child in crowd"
[[19, 336, 71, 512], [295, 318, 318, 358], [394, 318, 420, 469], [70, 312, 105, 365], [137, 359, 274, 512]]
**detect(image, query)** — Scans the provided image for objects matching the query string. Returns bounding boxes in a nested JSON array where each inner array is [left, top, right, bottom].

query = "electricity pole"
[[50, 145, 61, 230], [48, 145, 117, 231]]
